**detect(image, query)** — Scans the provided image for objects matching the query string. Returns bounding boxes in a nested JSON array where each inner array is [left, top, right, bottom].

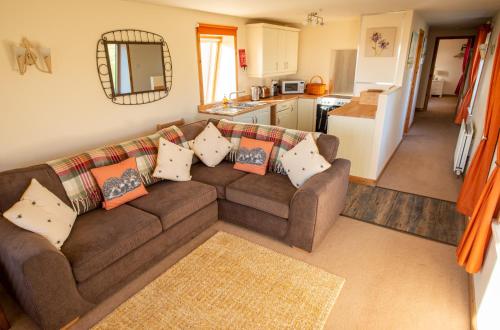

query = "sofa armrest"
[[287, 158, 350, 252], [0, 218, 93, 330]]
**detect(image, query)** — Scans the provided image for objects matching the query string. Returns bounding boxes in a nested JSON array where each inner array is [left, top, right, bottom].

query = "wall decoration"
[[365, 27, 397, 57], [96, 29, 172, 105]]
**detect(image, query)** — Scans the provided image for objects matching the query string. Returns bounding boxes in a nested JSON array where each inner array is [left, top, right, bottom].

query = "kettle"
[[251, 86, 260, 101]]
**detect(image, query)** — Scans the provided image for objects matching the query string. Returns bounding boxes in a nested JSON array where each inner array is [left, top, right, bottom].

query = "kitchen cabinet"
[[246, 23, 300, 78], [297, 98, 316, 131], [276, 100, 297, 129], [200, 107, 271, 125]]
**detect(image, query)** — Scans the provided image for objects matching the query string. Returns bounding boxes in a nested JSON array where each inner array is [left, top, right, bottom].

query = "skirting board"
[[469, 274, 477, 330], [349, 175, 376, 186]]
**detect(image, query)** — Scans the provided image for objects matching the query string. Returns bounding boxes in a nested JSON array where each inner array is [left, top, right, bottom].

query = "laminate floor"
[[377, 96, 463, 202], [342, 183, 466, 245]]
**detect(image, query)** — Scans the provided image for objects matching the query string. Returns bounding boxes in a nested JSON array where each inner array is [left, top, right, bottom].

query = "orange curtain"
[[456, 139, 499, 273], [454, 24, 491, 125], [456, 33, 500, 216]]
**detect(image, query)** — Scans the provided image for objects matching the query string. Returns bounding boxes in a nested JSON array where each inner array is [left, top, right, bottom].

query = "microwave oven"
[[281, 80, 305, 94]]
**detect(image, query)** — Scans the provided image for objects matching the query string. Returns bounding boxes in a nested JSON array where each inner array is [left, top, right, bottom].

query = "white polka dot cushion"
[[281, 134, 331, 188], [3, 178, 77, 249], [191, 122, 233, 167], [153, 137, 194, 181]]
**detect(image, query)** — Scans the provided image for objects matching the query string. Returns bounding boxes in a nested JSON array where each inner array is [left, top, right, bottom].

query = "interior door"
[[403, 29, 425, 133]]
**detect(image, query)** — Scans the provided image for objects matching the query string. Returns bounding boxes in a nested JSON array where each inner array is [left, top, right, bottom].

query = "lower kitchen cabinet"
[[297, 98, 316, 132], [199, 107, 271, 125], [276, 100, 298, 129]]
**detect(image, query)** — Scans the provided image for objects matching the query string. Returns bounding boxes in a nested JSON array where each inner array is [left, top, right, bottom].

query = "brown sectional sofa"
[[0, 120, 350, 330]]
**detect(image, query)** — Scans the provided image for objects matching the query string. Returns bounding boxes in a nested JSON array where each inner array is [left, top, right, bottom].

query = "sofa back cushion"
[[0, 164, 71, 213]]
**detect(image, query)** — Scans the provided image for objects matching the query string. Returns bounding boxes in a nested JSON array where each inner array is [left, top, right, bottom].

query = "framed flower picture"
[[365, 27, 397, 57]]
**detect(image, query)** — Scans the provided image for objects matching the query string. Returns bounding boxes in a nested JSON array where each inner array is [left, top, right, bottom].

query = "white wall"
[[0, 0, 250, 171], [434, 39, 468, 95], [371, 86, 404, 178], [293, 18, 360, 90], [354, 11, 414, 95]]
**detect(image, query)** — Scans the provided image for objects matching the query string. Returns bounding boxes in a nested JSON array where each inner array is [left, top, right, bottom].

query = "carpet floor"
[[342, 183, 467, 245], [377, 96, 463, 202], [93, 232, 344, 329], [1, 218, 469, 330]]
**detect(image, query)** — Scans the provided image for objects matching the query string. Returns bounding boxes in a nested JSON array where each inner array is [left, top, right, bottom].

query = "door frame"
[[404, 29, 425, 133], [422, 35, 475, 112]]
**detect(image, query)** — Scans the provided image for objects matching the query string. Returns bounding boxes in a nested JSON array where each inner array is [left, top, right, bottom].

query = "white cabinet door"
[[246, 23, 300, 78], [233, 112, 255, 124], [276, 101, 297, 129], [255, 108, 271, 125], [262, 27, 279, 75], [284, 31, 299, 73], [297, 98, 316, 131]]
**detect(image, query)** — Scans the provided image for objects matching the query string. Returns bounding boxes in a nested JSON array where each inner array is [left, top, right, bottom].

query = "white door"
[[276, 107, 297, 129], [284, 31, 299, 73], [262, 27, 279, 75], [297, 98, 316, 131], [233, 113, 255, 124], [255, 108, 271, 125]]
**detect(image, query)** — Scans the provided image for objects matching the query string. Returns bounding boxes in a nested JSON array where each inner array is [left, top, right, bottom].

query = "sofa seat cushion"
[[191, 161, 247, 199], [226, 173, 297, 218], [127, 180, 217, 230], [62, 204, 162, 283]]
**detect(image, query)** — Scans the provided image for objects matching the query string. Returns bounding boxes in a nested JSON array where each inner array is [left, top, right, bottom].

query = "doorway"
[[423, 36, 475, 112]]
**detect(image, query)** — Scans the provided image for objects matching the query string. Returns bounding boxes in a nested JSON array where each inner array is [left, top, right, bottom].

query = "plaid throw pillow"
[[48, 126, 187, 214]]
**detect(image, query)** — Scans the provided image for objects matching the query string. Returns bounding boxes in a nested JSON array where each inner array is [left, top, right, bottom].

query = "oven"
[[281, 80, 305, 94], [316, 96, 352, 133]]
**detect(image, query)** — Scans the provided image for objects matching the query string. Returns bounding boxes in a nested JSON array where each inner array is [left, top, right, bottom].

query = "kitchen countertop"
[[198, 93, 327, 117], [328, 100, 377, 119]]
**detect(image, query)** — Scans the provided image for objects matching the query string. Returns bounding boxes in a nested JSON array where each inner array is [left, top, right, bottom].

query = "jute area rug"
[[93, 232, 345, 329]]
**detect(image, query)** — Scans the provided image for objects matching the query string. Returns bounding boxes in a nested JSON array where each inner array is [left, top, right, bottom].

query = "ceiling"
[[128, 0, 499, 26]]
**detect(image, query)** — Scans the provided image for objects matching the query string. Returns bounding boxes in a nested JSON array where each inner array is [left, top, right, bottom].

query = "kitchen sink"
[[206, 101, 267, 115]]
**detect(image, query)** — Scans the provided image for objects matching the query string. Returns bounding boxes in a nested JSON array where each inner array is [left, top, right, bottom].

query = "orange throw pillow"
[[233, 137, 274, 175], [90, 158, 148, 210]]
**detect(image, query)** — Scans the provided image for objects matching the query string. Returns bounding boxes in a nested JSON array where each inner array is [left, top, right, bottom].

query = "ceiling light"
[[303, 11, 325, 26]]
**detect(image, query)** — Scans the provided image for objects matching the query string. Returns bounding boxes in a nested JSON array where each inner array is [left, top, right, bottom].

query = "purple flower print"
[[378, 40, 390, 49], [370, 30, 391, 56], [371, 32, 382, 43]]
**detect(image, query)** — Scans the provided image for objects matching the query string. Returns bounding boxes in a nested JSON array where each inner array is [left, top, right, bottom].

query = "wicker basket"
[[306, 75, 326, 95]]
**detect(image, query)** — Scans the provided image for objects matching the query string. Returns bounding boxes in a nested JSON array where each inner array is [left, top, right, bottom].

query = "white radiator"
[[454, 119, 474, 175]]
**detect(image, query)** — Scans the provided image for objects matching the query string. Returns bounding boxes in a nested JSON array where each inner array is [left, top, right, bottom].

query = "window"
[[196, 24, 238, 104]]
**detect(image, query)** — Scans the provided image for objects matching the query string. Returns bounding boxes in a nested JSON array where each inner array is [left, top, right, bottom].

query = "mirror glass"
[[106, 42, 166, 96]]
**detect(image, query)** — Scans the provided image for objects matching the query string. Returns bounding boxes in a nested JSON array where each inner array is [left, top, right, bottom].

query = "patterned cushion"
[[192, 122, 233, 167], [3, 178, 77, 249], [90, 158, 148, 210], [233, 137, 274, 176], [216, 120, 311, 174], [48, 126, 187, 215], [153, 138, 194, 181], [281, 134, 331, 188]]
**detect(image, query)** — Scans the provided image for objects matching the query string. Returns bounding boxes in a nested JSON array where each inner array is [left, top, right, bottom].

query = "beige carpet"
[[1, 217, 469, 330], [377, 96, 463, 202], [93, 232, 344, 329]]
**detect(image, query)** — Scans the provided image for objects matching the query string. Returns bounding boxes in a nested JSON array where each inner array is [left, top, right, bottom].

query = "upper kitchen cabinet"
[[246, 23, 299, 78]]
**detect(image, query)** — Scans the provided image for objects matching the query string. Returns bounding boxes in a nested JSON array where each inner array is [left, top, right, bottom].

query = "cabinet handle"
[[275, 62, 278, 71]]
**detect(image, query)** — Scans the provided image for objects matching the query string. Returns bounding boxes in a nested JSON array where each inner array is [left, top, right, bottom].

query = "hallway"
[[377, 96, 463, 202]]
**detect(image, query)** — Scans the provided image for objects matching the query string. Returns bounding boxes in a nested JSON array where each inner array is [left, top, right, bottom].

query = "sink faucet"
[[228, 90, 246, 105]]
